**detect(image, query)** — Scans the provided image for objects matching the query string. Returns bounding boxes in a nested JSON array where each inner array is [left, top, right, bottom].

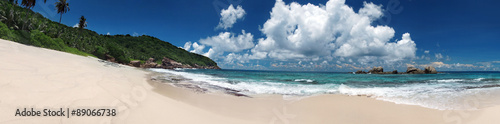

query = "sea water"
[[150, 68, 500, 110]]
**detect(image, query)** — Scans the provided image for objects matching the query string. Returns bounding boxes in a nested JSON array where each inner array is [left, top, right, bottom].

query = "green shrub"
[[0, 22, 10, 36], [30, 30, 59, 49], [106, 43, 129, 64], [28, 30, 44, 47], [115, 55, 129, 64], [0, 21, 16, 41], [52, 38, 67, 51], [13, 30, 31, 44], [63, 47, 94, 57], [93, 46, 107, 59]]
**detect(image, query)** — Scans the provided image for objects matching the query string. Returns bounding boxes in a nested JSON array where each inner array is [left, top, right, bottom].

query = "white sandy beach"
[[1, 39, 500, 124]]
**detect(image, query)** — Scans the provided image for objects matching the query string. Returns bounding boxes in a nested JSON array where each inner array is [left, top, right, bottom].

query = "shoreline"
[[1, 39, 500, 123], [148, 68, 500, 111], [146, 69, 500, 124], [145, 73, 491, 124]]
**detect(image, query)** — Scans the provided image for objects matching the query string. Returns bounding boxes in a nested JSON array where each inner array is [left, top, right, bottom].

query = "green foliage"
[[51, 37, 66, 50], [12, 29, 30, 44], [106, 42, 129, 64], [0, 21, 16, 40], [103, 35, 217, 66], [93, 46, 107, 59], [0, 0, 218, 67], [30, 30, 55, 49], [0, 21, 10, 36], [63, 46, 94, 57]]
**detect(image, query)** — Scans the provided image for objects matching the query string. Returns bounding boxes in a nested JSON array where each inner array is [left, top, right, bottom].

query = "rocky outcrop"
[[128, 57, 221, 70], [355, 70, 367, 74], [161, 57, 182, 69], [160, 57, 188, 69], [352, 66, 438, 74], [105, 54, 115, 63], [129, 60, 141, 67], [369, 67, 384, 74], [425, 66, 437, 74], [192, 64, 221, 69], [142, 58, 158, 68], [406, 67, 418, 73], [406, 67, 425, 74]]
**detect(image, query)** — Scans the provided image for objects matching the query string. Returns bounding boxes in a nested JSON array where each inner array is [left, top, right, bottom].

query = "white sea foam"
[[474, 78, 485, 81], [430, 78, 489, 83], [431, 79, 465, 83], [174, 68, 198, 71], [337, 82, 500, 110], [150, 68, 338, 95], [294, 79, 315, 83]]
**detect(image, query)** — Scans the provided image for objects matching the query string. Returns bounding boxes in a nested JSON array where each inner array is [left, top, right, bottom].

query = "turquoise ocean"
[[150, 68, 500, 110]]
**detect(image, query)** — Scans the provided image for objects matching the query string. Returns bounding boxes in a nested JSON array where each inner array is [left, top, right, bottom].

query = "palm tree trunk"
[[24, 10, 28, 30], [59, 13, 62, 23], [78, 31, 81, 49]]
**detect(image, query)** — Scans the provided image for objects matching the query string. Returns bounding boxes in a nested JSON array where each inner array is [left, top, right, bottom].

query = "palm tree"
[[0, 8, 20, 30], [20, 0, 35, 9], [78, 16, 87, 30], [20, 0, 35, 30], [55, 0, 69, 23], [77, 15, 87, 48]]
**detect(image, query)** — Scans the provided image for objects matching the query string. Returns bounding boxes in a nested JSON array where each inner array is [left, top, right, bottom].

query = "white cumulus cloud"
[[182, 41, 192, 51], [181, 42, 207, 55], [200, 30, 254, 53], [250, 0, 417, 63], [224, 53, 251, 64], [435, 53, 443, 60], [183, 30, 254, 59], [216, 4, 246, 30], [190, 42, 206, 54]]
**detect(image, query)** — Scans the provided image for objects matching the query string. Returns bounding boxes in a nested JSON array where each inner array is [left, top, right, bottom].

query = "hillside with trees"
[[0, 0, 218, 67]]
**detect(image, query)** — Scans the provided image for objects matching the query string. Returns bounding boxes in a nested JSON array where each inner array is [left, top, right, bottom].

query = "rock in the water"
[[425, 66, 437, 74], [407, 67, 425, 74], [355, 70, 367, 74], [406, 67, 418, 73], [415, 69, 425, 74], [350, 66, 437, 74], [130, 60, 141, 67], [369, 67, 384, 74]]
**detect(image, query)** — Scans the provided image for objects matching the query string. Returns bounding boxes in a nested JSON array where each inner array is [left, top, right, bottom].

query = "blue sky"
[[31, 0, 500, 71]]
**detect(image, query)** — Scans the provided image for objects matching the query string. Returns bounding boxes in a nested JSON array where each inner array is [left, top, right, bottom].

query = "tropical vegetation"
[[0, 0, 218, 66]]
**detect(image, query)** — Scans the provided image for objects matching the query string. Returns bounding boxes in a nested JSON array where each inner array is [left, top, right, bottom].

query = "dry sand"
[[1, 39, 499, 124]]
